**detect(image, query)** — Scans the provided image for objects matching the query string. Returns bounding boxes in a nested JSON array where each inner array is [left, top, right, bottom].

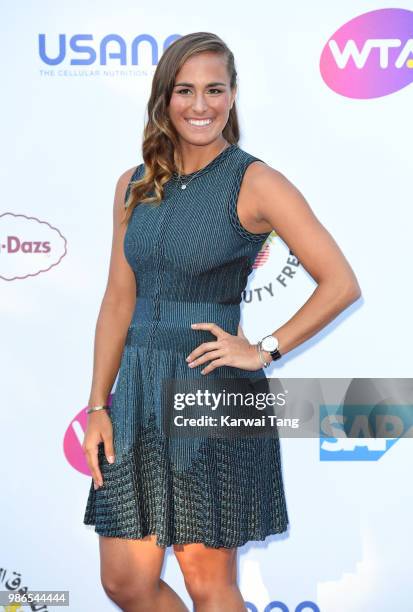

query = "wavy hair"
[[122, 32, 240, 224]]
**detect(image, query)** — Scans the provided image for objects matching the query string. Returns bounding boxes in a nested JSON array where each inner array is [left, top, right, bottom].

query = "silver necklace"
[[176, 142, 229, 190]]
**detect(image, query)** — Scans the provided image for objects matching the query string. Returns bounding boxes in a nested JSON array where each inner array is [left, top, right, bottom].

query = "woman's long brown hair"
[[122, 31, 240, 225]]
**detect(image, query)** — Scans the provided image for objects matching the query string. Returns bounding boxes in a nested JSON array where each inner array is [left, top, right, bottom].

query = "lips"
[[185, 118, 214, 128]]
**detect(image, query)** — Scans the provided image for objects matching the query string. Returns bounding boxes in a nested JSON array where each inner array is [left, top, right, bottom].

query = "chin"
[[179, 129, 224, 144]]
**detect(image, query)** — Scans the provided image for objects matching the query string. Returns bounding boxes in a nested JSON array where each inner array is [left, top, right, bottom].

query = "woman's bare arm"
[[241, 162, 362, 359], [87, 166, 138, 407]]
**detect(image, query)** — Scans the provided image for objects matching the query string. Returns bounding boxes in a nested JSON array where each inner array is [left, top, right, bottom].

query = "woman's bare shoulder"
[[112, 164, 143, 208], [107, 165, 141, 218], [117, 164, 143, 190], [243, 159, 288, 190], [242, 159, 307, 217], [236, 159, 290, 232]]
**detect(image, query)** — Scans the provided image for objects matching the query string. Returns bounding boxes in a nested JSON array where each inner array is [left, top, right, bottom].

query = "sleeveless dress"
[[83, 143, 289, 548]]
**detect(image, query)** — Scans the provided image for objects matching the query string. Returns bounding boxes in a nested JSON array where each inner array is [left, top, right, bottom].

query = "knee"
[[101, 573, 158, 608], [182, 570, 209, 602], [183, 568, 233, 603]]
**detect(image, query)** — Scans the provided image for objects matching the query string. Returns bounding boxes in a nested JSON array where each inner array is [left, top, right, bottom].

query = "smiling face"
[[168, 51, 237, 147]]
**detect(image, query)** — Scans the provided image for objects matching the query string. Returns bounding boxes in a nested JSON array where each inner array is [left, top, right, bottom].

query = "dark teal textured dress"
[[83, 143, 289, 547]]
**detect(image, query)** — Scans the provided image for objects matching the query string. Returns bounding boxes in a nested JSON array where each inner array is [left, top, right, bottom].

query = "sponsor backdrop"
[[2, 1, 412, 611]]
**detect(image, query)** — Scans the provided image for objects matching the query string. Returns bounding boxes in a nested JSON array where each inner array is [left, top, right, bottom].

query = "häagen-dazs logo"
[[0, 213, 67, 281], [320, 8, 413, 98]]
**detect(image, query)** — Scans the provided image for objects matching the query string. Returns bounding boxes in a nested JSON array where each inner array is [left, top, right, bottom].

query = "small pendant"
[[181, 184, 187, 190]]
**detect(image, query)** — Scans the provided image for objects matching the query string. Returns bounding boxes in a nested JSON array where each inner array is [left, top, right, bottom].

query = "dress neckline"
[[172, 143, 238, 180]]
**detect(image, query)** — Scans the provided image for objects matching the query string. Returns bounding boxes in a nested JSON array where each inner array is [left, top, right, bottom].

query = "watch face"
[[261, 335, 279, 352]]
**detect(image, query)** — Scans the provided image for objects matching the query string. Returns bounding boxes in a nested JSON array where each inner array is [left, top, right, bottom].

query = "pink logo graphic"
[[0, 212, 67, 281], [320, 8, 413, 99], [64, 395, 113, 475], [252, 231, 276, 269], [253, 243, 271, 269]]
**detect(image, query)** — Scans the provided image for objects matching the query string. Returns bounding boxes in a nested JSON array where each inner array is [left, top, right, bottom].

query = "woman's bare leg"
[[173, 542, 246, 612], [99, 534, 189, 612]]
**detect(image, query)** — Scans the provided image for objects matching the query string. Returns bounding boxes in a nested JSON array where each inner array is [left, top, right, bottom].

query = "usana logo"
[[38, 33, 181, 66]]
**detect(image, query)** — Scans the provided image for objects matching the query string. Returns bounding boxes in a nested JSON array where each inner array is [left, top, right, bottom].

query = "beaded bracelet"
[[86, 404, 110, 415]]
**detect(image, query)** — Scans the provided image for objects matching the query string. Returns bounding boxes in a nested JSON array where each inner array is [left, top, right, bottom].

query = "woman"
[[82, 32, 361, 612]]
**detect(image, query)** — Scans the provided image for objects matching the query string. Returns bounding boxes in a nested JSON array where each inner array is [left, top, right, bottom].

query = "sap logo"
[[245, 602, 319, 612], [320, 435, 398, 461], [320, 8, 413, 98], [319, 404, 406, 461], [38, 33, 181, 66]]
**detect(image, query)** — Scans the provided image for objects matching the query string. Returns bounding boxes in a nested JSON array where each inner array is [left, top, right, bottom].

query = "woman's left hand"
[[186, 322, 263, 374]]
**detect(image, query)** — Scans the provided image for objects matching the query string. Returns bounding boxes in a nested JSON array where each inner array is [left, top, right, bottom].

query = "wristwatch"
[[259, 334, 282, 362]]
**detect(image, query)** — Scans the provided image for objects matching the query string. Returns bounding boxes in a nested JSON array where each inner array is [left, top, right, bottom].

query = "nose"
[[191, 93, 209, 113]]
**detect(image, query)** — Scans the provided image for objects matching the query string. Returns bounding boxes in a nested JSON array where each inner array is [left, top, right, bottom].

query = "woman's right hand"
[[82, 410, 115, 490]]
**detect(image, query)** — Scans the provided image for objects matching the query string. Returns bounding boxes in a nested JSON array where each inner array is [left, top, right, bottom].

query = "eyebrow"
[[174, 81, 227, 87]]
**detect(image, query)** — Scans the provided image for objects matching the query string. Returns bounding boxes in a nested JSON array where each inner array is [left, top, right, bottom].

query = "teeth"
[[186, 119, 213, 126]]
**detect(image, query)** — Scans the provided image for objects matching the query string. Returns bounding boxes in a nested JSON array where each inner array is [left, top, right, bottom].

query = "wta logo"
[[320, 8, 413, 98]]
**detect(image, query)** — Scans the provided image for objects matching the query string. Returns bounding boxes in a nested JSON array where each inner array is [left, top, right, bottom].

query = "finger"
[[83, 445, 103, 487], [201, 357, 226, 375], [103, 436, 115, 464], [188, 349, 224, 369], [191, 322, 225, 337], [186, 341, 220, 363]]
